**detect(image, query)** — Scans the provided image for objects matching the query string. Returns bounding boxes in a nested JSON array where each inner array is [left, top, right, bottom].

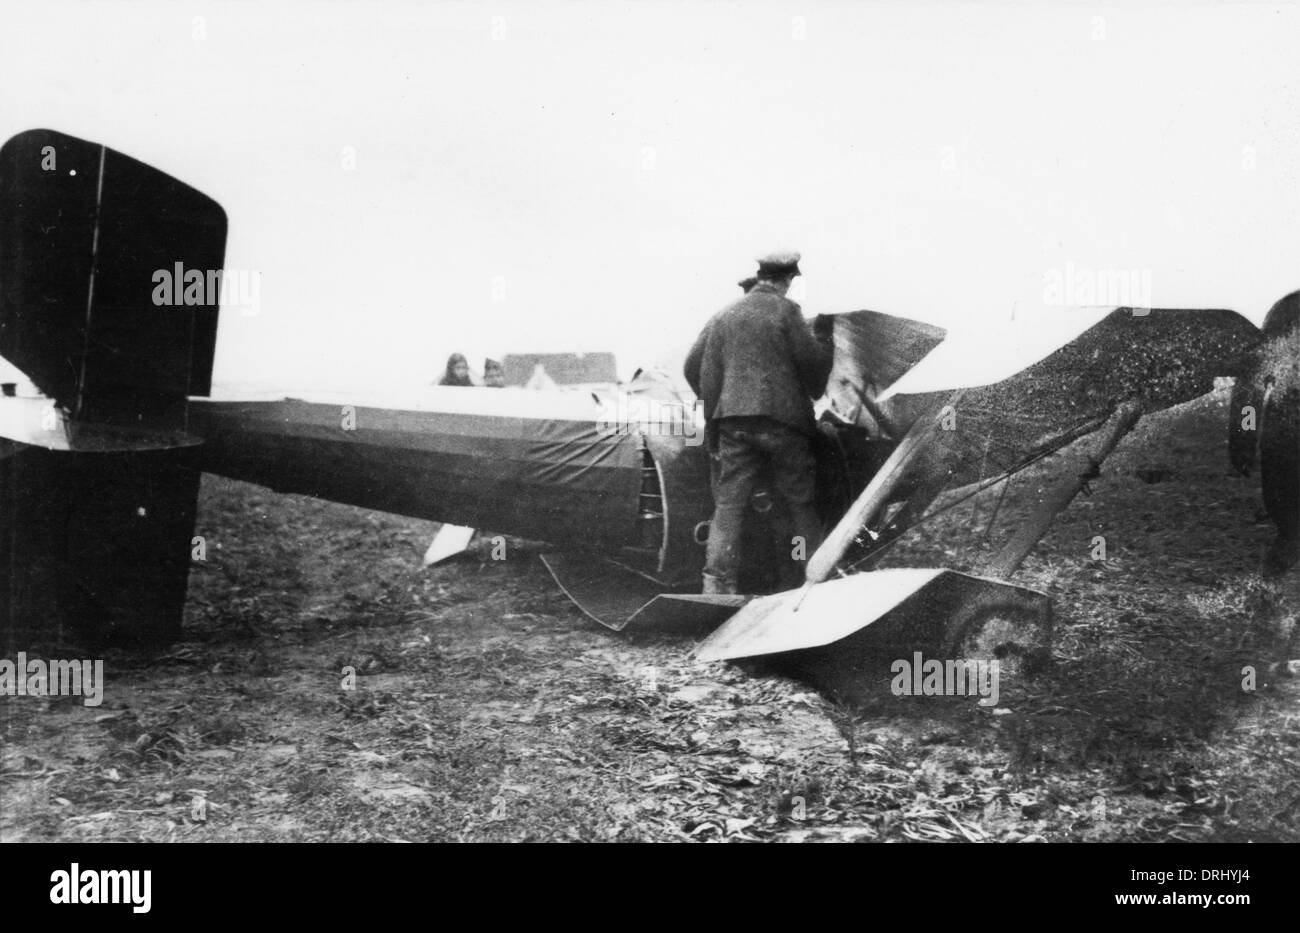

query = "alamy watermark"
[[0, 652, 104, 707], [890, 651, 1000, 707], [1043, 262, 1151, 314], [152, 262, 262, 316], [50, 863, 150, 913], [596, 394, 703, 446]]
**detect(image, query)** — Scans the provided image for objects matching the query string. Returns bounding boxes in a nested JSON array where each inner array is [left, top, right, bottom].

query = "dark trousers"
[[703, 416, 823, 594]]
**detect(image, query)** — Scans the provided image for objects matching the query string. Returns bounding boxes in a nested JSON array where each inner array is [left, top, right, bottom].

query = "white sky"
[[2, 0, 1297, 395]]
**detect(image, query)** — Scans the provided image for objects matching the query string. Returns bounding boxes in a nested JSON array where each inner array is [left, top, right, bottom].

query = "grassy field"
[[2, 386, 1297, 842]]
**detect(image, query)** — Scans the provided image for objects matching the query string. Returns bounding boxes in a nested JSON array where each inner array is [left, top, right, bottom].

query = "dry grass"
[[2, 387, 1297, 842]]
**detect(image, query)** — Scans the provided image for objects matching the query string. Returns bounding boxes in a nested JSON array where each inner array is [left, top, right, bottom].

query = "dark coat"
[[683, 282, 833, 436]]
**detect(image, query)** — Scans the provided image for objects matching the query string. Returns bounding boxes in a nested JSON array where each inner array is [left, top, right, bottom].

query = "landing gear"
[[941, 591, 1053, 683]]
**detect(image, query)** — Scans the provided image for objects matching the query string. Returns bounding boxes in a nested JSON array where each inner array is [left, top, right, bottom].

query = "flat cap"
[[756, 250, 801, 278], [737, 275, 759, 292]]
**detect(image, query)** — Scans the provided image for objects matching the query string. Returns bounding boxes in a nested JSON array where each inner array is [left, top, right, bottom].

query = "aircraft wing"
[[872, 307, 1264, 490], [880, 307, 1260, 404]]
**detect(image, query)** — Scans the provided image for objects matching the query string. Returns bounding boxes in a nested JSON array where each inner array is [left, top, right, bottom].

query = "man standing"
[[684, 251, 834, 594]]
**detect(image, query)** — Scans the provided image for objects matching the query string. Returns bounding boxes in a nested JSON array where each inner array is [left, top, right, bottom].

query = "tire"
[[940, 592, 1053, 683]]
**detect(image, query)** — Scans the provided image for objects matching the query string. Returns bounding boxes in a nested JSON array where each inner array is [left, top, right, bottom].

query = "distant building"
[[523, 363, 558, 391], [502, 352, 618, 387]]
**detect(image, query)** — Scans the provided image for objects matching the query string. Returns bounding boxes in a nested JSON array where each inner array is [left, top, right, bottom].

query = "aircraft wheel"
[[1258, 292, 1299, 575], [940, 592, 1053, 685], [1260, 383, 1299, 575]]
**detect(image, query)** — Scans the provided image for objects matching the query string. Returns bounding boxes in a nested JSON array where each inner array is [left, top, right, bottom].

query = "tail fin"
[[0, 129, 226, 647], [0, 128, 225, 433]]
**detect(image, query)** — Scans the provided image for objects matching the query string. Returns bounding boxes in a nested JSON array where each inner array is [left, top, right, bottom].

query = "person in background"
[[438, 353, 474, 387], [483, 358, 506, 388], [684, 250, 833, 595]]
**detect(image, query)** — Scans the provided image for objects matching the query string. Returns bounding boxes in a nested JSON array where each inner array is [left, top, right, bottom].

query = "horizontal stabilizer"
[[0, 396, 202, 452]]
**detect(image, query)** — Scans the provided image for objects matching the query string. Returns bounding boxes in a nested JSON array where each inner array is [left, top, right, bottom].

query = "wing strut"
[[801, 391, 960, 591], [977, 400, 1142, 579]]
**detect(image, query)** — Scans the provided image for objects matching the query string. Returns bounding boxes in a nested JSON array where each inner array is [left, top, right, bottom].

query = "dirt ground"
[[2, 386, 1298, 842]]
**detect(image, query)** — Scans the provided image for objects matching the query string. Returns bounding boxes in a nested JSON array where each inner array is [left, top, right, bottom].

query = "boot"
[[701, 574, 738, 596]]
